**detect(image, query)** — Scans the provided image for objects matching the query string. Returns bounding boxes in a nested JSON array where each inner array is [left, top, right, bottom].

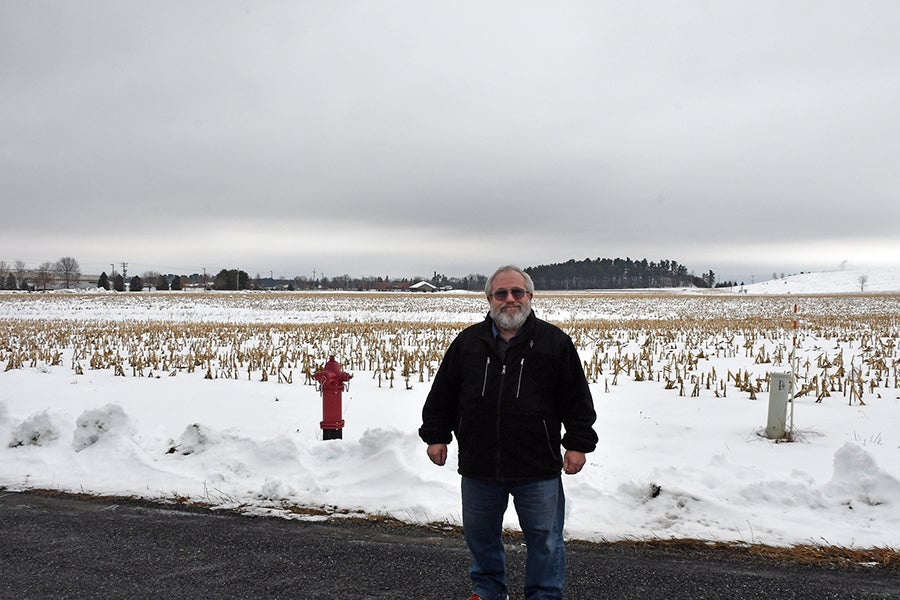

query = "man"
[[419, 265, 598, 600]]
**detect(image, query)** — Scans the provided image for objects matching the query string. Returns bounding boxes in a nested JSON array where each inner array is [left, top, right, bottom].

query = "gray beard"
[[492, 305, 531, 331]]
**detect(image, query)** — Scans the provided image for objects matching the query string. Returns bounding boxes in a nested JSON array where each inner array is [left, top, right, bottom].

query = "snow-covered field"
[[1, 269, 898, 549]]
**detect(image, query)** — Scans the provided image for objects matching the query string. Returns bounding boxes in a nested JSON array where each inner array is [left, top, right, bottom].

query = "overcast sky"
[[2, 1, 898, 284]]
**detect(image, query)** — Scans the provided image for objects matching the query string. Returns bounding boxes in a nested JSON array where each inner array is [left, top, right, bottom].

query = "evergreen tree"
[[113, 274, 125, 292], [170, 275, 183, 291], [97, 272, 110, 290], [525, 257, 707, 290], [213, 269, 229, 290], [213, 269, 249, 290], [129, 276, 143, 292], [155, 275, 170, 291]]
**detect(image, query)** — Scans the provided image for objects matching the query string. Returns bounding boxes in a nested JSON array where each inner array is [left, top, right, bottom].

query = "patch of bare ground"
[[568, 538, 900, 573]]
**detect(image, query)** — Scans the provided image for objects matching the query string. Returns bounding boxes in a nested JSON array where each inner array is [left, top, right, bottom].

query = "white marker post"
[[766, 371, 792, 439]]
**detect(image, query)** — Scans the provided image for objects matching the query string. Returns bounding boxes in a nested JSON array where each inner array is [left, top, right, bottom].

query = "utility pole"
[[120, 262, 128, 279]]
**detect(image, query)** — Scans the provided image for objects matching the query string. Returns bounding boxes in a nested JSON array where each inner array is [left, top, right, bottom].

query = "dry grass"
[[576, 538, 900, 572], [2, 292, 898, 406]]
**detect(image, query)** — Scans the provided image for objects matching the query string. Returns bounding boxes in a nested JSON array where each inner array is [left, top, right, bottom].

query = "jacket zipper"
[[481, 356, 491, 396], [496, 363, 506, 478], [496, 364, 506, 417], [516, 357, 525, 398]]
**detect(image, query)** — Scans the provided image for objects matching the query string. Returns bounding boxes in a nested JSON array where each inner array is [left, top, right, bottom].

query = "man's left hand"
[[563, 450, 586, 475]]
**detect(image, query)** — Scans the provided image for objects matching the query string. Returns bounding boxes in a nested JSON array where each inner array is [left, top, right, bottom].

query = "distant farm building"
[[410, 281, 438, 292]]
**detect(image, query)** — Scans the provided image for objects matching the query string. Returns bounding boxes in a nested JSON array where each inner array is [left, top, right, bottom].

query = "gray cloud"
[[2, 1, 899, 283]]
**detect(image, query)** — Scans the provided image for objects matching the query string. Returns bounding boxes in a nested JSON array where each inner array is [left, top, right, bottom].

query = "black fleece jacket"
[[419, 311, 598, 481]]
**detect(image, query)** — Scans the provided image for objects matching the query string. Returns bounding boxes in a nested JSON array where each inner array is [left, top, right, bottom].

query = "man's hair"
[[484, 265, 535, 298]]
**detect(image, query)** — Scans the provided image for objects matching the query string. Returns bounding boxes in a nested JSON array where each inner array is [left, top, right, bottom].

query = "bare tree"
[[55, 256, 81, 289], [34, 262, 55, 291], [859, 274, 869, 292], [141, 270, 161, 290], [14, 260, 26, 288]]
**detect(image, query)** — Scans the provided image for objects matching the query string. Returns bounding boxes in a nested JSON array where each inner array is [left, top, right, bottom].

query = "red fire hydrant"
[[313, 356, 352, 440]]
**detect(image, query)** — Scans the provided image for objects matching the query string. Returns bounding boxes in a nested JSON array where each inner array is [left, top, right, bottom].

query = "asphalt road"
[[0, 490, 897, 599]]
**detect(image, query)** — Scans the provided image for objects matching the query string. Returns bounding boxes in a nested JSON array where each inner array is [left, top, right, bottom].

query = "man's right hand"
[[427, 443, 447, 466]]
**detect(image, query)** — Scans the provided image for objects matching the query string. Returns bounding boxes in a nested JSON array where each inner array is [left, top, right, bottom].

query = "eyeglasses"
[[491, 288, 528, 301]]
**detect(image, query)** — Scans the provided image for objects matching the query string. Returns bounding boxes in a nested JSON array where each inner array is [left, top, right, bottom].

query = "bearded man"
[[419, 265, 598, 600]]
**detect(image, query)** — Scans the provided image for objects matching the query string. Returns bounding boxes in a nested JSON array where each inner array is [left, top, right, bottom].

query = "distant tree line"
[[0, 257, 82, 291], [284, 272, 488, 292], [2, 256, 731, 293], [524, 258, 714, 290], [715, 280, 742, 289]]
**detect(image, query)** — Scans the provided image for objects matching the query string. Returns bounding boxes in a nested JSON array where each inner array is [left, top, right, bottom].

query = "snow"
[[736, 266, 900, 295], [1, 269, 899, 549]]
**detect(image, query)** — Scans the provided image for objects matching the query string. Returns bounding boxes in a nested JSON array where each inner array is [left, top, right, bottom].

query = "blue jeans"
[[461, 476, 566, 600]]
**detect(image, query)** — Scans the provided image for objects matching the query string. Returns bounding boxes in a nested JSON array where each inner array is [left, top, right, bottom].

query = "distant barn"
[[409, 281, 438, 292]]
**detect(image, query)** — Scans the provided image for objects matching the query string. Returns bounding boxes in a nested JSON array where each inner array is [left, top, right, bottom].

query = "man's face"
[[488, 270, 533, 332]]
